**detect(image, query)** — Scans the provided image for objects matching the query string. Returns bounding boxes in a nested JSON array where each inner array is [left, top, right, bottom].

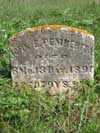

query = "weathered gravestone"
[[9, 25, 94, 93]]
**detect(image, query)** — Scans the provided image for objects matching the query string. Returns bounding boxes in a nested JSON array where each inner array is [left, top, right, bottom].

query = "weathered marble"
[[9, 25, 94, 92]]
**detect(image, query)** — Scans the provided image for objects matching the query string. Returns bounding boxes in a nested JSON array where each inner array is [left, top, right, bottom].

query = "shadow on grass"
[[0, 68, 11, 85], [0, 69, 11, 78]]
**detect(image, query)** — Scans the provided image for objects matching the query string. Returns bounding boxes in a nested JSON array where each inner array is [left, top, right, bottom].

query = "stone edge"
[[9, 25, 94, 41]]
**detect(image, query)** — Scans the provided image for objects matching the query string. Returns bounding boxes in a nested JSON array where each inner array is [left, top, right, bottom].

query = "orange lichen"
[[32, 25, 93, 36], [10, 25, 93, 41]]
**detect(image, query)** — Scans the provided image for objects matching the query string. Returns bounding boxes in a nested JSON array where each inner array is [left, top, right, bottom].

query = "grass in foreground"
[[0, 0, 100, 132], [0, 80, 100, 133]]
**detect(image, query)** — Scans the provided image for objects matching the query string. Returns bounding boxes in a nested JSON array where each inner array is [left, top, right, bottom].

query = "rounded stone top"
[[32, 25, 93, 36], [10, 25, 94, 41]]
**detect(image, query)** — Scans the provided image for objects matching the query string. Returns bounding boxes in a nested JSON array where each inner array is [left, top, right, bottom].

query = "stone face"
[[9, 25, 94, 90]]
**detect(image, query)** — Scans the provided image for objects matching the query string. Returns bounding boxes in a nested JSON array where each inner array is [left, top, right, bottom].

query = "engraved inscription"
[[10, 37, 93, 58], [12, 65, 94, 75]]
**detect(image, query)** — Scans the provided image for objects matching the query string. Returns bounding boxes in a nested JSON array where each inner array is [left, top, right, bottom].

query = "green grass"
[[0, 0, 100, 132]]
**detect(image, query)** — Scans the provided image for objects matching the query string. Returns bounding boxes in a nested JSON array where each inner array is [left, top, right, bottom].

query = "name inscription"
[[10, 37, 93, 58]]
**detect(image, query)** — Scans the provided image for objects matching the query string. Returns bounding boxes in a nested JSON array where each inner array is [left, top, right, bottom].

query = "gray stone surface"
[[9, 25, 94, 91]]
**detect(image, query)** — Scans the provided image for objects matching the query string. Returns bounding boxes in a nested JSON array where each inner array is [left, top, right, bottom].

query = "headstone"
[[9, 25, 94, 93]]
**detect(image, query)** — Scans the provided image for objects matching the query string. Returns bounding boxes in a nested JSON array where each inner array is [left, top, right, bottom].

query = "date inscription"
[[12, 65, 93, 75]]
